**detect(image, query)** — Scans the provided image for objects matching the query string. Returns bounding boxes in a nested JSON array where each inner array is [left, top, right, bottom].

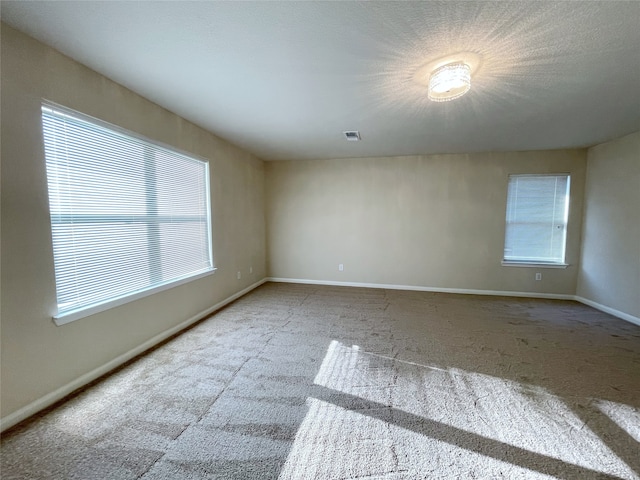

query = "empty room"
[[1, 1, 639, 479]]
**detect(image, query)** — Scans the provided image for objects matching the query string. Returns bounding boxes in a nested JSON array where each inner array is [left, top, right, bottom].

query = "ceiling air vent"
[[343, 131, 361, 141]]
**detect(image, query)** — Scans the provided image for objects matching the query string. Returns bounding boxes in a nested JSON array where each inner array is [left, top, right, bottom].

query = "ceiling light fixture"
[[428, 62, 471, 102]]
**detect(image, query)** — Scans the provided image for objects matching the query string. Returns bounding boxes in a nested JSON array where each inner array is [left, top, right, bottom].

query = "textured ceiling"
[[2, 1, 640, 160]]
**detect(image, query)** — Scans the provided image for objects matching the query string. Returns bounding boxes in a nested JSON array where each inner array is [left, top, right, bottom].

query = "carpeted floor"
[[2, 282, 639, 479]]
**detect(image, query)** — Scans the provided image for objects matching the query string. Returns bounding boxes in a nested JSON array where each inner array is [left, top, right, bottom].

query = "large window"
[[42, 103, 213, 324], [503, 174, 570, 265]]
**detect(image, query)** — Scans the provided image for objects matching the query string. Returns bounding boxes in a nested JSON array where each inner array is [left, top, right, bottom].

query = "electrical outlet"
[[249, 266, 253, 274], [338, 264, 344, 272], [535, 272, 542, 281], [237, 271, 241, 280]]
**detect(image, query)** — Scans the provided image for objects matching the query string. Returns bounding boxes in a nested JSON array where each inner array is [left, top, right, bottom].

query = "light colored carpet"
[[1, 283, 639, 479]]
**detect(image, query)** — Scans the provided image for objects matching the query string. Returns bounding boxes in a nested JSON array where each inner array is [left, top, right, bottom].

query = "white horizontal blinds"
[[504, 174, 570, 263], [42, 104, 213, 317]]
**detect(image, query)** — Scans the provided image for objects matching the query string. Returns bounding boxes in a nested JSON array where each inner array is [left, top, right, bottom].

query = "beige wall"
[[577, 131, 640, 319], [1, 25, 266, 420], [266, 150, 586, 294]]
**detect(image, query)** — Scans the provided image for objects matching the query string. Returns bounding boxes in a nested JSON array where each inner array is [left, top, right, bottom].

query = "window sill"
[[501, 261, 569, 269], [53, 268, 217, 326]]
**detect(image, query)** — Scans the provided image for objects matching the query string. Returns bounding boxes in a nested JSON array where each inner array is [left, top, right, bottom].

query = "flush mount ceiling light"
[[413, 52, 482, 103], [428, 62, 471, 102]]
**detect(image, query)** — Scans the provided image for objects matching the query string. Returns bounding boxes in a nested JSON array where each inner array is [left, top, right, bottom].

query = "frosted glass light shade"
[[428, 62, 471, 102]]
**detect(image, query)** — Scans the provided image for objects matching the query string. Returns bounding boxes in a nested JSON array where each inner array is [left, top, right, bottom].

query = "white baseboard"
[[267, 277, 574, 300], [574, 296, 640, 326], [0, 278, 268, 433]]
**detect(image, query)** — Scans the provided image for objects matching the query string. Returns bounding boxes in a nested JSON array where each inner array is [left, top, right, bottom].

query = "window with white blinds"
[[503, 174, 570, 265], [42, 103, 213, 324]]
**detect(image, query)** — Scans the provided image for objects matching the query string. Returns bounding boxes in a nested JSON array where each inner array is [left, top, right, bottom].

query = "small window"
[[503, 174, 570, 266], [42, 103, 214, 324]]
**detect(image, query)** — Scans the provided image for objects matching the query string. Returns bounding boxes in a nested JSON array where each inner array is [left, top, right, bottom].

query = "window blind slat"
[[42, 103, 213, 319]]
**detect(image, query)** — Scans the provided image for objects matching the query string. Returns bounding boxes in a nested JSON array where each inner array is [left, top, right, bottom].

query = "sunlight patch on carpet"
[[597, 400, 640, 443], [304, 340, 639, 479]]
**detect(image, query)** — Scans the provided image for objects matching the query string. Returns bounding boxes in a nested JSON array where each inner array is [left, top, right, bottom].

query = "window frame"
[[501, 173, 571, 269], [41, 101, 216, 325]]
